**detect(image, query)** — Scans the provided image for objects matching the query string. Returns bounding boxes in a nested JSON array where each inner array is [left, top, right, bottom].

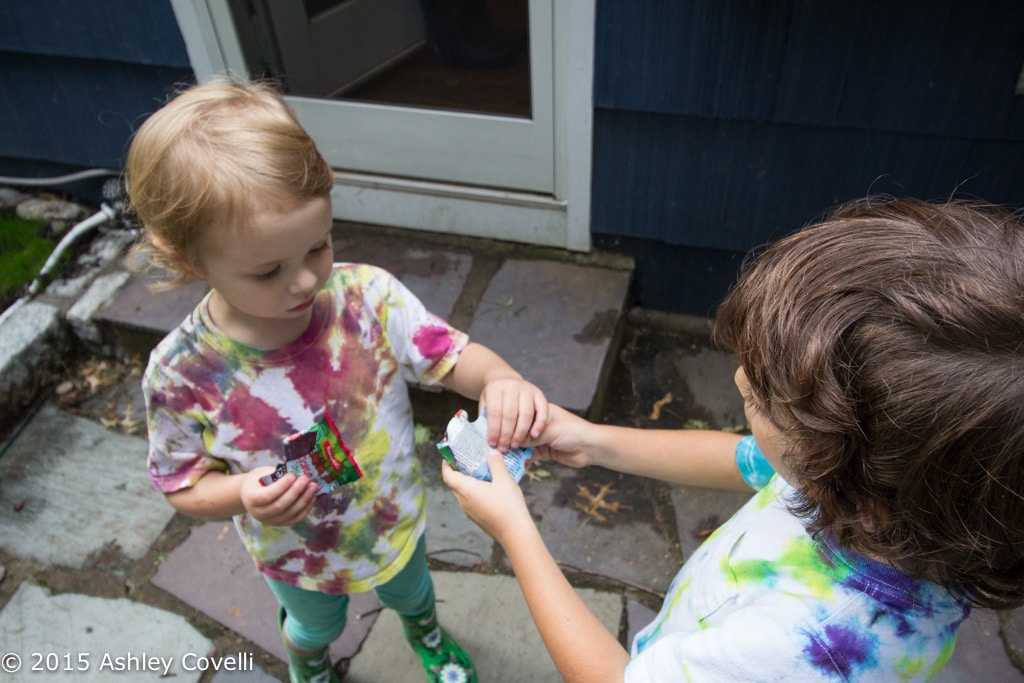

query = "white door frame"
[[170, 0, 593, 251]]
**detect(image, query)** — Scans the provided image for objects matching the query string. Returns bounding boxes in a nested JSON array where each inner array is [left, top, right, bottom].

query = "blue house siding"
[[2, 1, 1023, 316], [0, 1, 192, 188], [590, 0, 1024, 315]]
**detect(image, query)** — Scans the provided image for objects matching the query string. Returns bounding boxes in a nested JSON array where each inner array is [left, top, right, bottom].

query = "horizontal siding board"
[[594, 0, 1024, 140], [774, 0, 1024, 139], [594, 0, 790, 121], [590, 109, 1024, 253], [0, 0, 189, 67], [0, 53, 192, 168]]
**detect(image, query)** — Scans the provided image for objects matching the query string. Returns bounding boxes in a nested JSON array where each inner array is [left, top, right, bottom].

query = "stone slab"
[[669, 485, 754, 562], [934, 609, 1024, 682], [211, 666, 281, 682], [0, 300, 69, 433], [417, 438, 502, 569], [332, 230, 472, 322], [66, 270, 132, 348], [0, 405, 174, 573], [671, 345, 746, 428], [95, 235, 471, 348], [467, 259, 631, 413], [0, 583, 212, 682], [345, 570, 622, 682], [1003, 608, 1024, 671], [151, 521, 379, 665], [94, 270, 208, 335], [508, 466, 680, 596], [626, 599, 658, 650]]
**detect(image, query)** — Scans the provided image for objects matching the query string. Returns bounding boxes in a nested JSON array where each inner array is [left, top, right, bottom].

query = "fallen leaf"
[[574, 481, 630, 523], [694, 515, 720, 539], [84, 373, 103, 394], [649, 393, 673, 420], [524, 467, 551, 482], [118, 406, 142, 434]]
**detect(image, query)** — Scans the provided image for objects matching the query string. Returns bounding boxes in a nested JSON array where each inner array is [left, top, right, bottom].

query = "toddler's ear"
[[150, 233, 204, 279]]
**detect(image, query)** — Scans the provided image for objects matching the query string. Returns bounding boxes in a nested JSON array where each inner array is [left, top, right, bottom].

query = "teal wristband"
[[736, 435, 775, 490]]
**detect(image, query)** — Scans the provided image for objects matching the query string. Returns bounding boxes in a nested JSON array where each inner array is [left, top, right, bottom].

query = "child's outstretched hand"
[[526, 404, 597, 470], [442, 451, 535, 546], [241, 467, 318, 526], [480, 377, 549, 452]]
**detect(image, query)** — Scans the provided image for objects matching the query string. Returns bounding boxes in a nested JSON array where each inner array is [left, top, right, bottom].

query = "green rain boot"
[[278, 609, 340, 683], [401, 607, 477, 683]]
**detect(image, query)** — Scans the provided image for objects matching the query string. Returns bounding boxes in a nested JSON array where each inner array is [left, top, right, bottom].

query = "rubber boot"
[[278, 609, 341, 683], [401, 606, 478, 682]]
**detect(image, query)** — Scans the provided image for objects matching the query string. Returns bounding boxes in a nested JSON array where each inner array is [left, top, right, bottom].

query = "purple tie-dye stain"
[[804, 624, 875, 678]]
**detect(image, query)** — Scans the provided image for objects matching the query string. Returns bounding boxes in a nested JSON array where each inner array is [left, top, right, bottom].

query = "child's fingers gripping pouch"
[[260, 413, 363, 495], [437, 409, 532, 483]]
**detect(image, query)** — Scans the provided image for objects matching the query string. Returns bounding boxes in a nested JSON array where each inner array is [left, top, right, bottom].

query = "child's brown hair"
[[125, 77, 334, 286], [714, 196, 1024, 610]]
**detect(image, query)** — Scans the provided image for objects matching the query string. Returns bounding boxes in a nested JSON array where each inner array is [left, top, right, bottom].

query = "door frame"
[[170, 0, 594, 251]]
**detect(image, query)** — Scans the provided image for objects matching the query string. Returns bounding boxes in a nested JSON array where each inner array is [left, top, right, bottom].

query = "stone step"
[[94, 223, 634, 417]]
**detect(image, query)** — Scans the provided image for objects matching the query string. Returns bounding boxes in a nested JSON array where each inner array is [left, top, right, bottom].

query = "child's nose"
[[291, 267, 319, 295]]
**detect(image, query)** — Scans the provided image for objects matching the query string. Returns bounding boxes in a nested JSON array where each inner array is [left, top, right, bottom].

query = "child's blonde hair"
[[125, 77, 334, 286]]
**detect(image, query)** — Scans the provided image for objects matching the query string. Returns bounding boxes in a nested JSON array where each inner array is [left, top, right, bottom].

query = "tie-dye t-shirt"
[[144, 264, 468, 594], [626, 475, 969, 682]]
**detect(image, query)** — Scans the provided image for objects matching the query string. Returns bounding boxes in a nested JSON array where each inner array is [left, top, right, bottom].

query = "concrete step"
[[93, 222, 635, 417]]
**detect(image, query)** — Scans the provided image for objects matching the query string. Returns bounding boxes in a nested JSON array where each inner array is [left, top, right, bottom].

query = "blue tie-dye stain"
[[805, 624, 876, 677]]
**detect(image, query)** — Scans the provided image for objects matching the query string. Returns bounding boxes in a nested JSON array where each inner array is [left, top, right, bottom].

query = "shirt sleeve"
[[735, 434, 776, 490], [370, 267, 469, 385], [143, 357, 229, 493]]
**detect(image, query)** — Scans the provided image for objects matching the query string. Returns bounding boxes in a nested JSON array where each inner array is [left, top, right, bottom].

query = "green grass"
[[0, 214, 54, 303]]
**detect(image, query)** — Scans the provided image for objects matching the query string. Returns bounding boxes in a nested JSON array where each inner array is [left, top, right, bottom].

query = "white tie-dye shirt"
[[144, 264, 468, 594], [626, 474, 969, 682]]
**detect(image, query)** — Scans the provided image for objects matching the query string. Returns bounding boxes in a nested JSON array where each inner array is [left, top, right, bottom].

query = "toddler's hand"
[[442, 452, 535, 546], [241, 467, 317, 526], [480, 378, 549, 452]]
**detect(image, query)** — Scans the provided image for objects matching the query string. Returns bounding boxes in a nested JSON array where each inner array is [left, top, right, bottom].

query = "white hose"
[[0, 168, 120, 187], [28, 203, 118, 296]]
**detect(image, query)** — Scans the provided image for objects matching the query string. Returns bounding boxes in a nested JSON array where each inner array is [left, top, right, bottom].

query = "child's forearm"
[[164, 471, 246, 519], [441, 342, 521, 399], [501, 523, 630, 682], [587, 423, 751, 491]]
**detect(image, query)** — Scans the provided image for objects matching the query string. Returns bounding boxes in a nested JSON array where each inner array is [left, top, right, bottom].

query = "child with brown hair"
[[126, 77, 548, 683], [444, 197, 1024, 681]]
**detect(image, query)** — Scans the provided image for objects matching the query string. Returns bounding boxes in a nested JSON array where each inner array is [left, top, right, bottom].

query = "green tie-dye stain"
[[261, 525, 288, 544], [726, 537, 841, 601], [633, 575, 694, 653], [894, 653, 926, 680], [347, 425, 391, 499], [344, 516, 382, 561], [750, 478, 781, 511], [925, 638, 956, 679]]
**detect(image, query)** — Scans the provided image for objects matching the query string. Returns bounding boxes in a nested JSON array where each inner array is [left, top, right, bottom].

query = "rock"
[[0, 186, 33, 209], [15, 197, 88, 234]]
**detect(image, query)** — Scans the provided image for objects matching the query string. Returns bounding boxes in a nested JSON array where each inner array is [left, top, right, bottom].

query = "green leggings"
[[265, 535, 434, 652]]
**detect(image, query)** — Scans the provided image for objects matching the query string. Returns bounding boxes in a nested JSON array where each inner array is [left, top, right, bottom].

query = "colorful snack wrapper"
[[437, 409, 533, 483], [260, 413, 362, 495]]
